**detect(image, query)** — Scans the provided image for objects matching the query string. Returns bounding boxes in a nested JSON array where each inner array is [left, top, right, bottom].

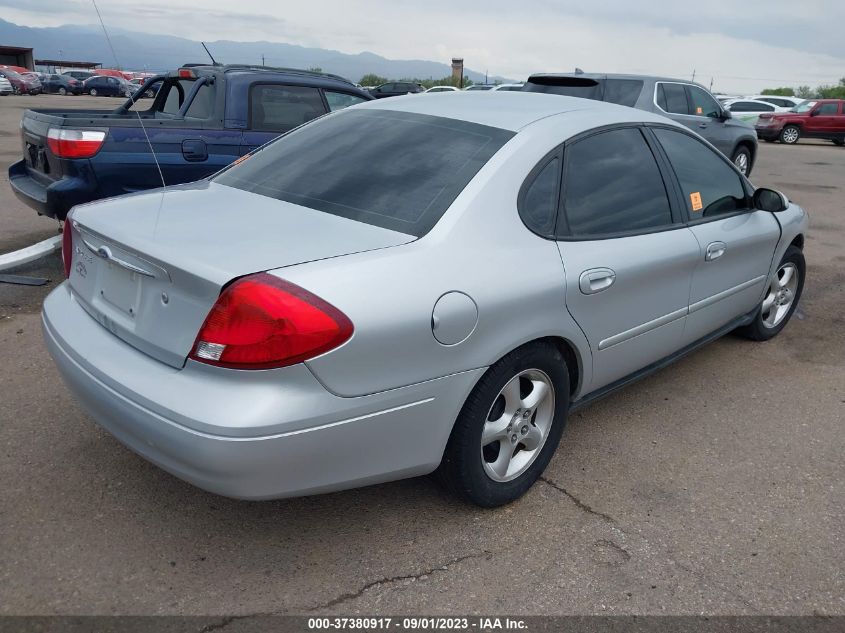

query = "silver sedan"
[[43, 92, 808, 506]]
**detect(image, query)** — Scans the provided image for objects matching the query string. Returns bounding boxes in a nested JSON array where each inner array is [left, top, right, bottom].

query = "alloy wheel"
[[734, 152, 749, 175], [480, 369, 555, 482], [782, 127, 799, 144], [762, 263, 799, 328]]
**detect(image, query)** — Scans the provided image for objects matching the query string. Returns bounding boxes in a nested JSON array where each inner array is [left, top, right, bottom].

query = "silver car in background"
[[43, 92, 807, 507]]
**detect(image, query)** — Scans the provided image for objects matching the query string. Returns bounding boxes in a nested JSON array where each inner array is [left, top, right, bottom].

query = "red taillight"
[[758, 113, 773, 120], [178, 68, 196, 79], [189, 273, 354, 370], [47, 128, 106, 159], [61, 218, 73, 277]]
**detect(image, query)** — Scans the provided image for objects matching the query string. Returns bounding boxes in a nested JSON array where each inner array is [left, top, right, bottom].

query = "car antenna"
[[90, 0, 165, 190], [201, 42, 219, 66]]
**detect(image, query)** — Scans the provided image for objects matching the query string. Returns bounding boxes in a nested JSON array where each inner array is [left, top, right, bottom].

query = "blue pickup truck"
[[9, 65, 373, 220]]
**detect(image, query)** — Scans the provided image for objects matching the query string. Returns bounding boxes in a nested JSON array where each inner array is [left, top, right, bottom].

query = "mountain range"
[[0, 18, 507, 84]]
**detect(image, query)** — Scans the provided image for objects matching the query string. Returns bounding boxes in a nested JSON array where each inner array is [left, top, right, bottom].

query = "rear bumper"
[[42, 283, 482, 499], [755, 127, 781, 141], [9, 159, 98, 220]]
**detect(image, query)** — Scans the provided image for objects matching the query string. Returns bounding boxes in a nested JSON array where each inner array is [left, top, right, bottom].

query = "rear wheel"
[[57, 87, 67, 96], [833, 139, 844, 147], [780, 125, 800, 144], [737, 246, 805, 341], [89, 88, 98, 96], [436, 341, 570, 507]]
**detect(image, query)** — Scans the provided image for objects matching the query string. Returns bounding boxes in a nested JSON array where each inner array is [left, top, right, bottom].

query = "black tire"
[[736, 245, 805, 341], [436, 341, 570, 507], [833, 139, 844, 147], [732, 146, 752, 176], [780, 125, 801, 144]]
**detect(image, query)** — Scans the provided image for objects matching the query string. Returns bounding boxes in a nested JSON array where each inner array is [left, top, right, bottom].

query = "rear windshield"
[[215, 109, 514, 236], [524, 77, 643, 107]]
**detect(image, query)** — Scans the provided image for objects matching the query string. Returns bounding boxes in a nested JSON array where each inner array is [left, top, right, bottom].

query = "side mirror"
[[753, 188, 789, 212], [720, 109, 732, 121], [809, 109, 820, 117]]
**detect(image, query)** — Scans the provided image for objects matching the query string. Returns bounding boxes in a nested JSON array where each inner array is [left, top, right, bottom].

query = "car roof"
[[357, 91, 675, 132]]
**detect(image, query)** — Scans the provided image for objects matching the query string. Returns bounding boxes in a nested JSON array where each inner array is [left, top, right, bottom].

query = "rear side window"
[[250, 85, 327, 132], [524, 77, 602, 100], [654, 128, 747, 219], [561, 128, 672, 237], [656, 83, 689, 115], [216, 109, 514, 236], [324, 91, 368, 111], [730, 101, 774, 112], [817, 103, 838, 115], [603, 79, 643, 107], [519, 156, 561, 236], [185, 82, 215, 119]]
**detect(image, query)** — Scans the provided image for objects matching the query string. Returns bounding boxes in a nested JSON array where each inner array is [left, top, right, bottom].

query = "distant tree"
[[761, 87, 795, 96], [359, 73, 387, 86], [795, 85, 814, 99], [816, 78, 845, 99]]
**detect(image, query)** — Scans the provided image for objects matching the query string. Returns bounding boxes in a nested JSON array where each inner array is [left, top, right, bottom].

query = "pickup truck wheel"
[[780, 125, 800, 144], [732, 146, 751, 176], [89, 88, 98, 97], [737, 246, 805, 341], [436, 341, 570, 507], [57, 87, 66, 96]]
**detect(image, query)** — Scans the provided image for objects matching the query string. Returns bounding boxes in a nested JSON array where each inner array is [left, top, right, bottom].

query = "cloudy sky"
[[3, 0, 843, 92]]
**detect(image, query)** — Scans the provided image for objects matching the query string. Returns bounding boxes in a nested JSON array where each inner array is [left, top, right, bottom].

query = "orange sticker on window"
[[696, 106, 703, 115], [690, 191, 703, 211]]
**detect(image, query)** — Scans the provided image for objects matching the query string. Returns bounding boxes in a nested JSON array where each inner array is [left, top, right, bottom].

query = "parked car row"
[[0, 68, 41, 95], [755, 99, 845, 146]]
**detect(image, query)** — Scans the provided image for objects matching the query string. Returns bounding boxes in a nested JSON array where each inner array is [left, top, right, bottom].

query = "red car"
[[756, 99, 845, 146]]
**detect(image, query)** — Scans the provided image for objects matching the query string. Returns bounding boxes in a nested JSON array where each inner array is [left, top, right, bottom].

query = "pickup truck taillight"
[[189, 273, 354, 370], [47, 128, 106, 159]]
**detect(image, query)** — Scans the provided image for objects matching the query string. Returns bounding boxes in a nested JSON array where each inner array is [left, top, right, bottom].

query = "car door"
[[554, 126, 701, 391], [806, 102, 839, 137], [650, 127, 781, 344], [240, 83, 329, 154]]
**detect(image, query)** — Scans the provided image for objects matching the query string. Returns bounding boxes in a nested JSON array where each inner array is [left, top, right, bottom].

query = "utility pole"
[[709, 77, 714, 91], [261, 54, 265, 66], [691, 68, 696, 82]]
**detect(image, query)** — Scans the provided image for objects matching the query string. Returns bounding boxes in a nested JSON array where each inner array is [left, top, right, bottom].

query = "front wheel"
[[57, 87, 67, 96], [732, 146, 752, 176], [737, 246, 805, 341], [833, 139, 844, 147], [89, 88, 98, 96], [436, 341, 570, 507], [780, 125, 800, 144]]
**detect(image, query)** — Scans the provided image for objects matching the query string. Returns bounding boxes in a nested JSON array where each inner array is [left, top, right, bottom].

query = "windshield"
[[791, 101, 817, 113], [215, 109, 514, 236]]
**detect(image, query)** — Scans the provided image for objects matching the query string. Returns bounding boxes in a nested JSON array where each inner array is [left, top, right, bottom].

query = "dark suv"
[[524, 73, 759, 176], [369, 82, 425, 98]]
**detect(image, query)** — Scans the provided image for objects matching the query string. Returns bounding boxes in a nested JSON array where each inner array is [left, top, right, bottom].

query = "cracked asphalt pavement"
[[1, 96, 843, 616]]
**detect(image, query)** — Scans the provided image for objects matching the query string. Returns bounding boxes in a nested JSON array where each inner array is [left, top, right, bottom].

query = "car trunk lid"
[[66, 181, 414, 368]]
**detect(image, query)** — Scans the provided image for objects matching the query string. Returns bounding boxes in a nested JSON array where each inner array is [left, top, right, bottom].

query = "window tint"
[[325, 91, 368, 111], [523, 77, 602, 100], [730, 101, 774, 112], [250, 85, 327, 132], [654, 128, 747, 219], [686, 85, 722, 118], [216, 109, 514, 236], [603, 79, 643, 107], [520, 156, 560, 236], [656, 83, 689, 114], [817, 103, 838, 115], [185, 82, 215, 118], [562, 128, 672, 236]]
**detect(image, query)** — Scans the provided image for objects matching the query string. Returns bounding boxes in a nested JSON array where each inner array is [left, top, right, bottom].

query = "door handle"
[[181, 139, 208, 162], [705, 241, 727, 261], [698, 123, 708, 129], [579, 268, 616, 295]]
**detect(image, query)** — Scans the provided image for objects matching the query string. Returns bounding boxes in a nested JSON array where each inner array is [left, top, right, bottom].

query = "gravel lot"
[[1, 95, 843, 617]]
